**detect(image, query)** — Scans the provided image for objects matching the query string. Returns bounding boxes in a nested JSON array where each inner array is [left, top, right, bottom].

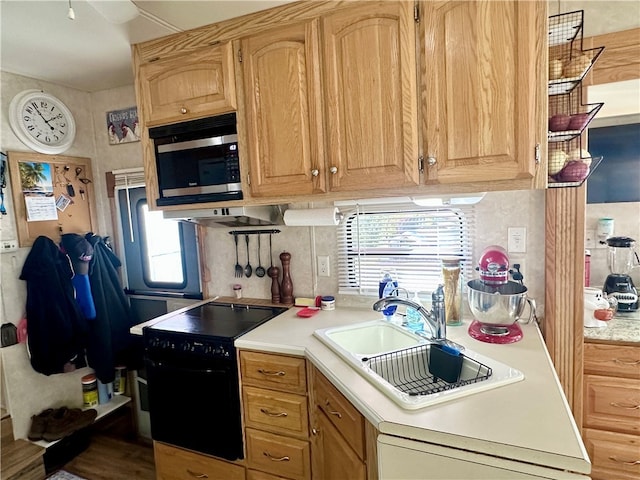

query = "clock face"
[[9, 90, 76, 155]]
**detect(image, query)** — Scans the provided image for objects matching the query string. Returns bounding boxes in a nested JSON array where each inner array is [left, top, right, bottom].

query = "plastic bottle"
[[379, 271, 398, 319], [406, 292, 423, 332]]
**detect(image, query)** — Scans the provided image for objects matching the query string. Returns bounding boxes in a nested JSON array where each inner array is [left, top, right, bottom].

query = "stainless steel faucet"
[[373, 285, 447, 341]]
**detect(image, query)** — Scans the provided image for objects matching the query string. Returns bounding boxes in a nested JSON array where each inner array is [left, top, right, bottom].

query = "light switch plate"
[[1, 240, 18, 253], [585, 230, 596, 249], [508, 227, 526, 253]]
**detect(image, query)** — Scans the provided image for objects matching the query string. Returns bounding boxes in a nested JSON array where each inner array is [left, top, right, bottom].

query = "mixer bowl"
[[467, 280, 536, 326]]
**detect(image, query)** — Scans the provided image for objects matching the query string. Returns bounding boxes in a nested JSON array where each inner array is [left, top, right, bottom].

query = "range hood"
[[162, 206, 283, 228]]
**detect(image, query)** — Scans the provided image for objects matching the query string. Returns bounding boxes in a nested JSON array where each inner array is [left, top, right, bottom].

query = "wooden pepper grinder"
[[279, 251, 293, 304], [268, 265, 280, 304]]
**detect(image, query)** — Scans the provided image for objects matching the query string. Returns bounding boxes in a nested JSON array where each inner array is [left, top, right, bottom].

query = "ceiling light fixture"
[[67, 0, 75, 20]]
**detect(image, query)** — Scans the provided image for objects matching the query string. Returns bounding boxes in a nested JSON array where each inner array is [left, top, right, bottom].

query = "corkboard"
[[8, 151, 97, 247]]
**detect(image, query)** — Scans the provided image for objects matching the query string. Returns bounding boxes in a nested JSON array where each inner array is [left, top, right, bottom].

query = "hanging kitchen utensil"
[[244, 234, 253, 278], [255, 234, 266, 278], [234, 235, 243, 278]]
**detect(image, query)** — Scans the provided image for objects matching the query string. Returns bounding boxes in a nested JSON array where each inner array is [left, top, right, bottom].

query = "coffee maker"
[[603, 236, 639, 312]]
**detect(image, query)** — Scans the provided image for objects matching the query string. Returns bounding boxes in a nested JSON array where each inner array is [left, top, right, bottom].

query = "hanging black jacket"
[[85, 234, 138, 383], [19, 236, 87, 375]]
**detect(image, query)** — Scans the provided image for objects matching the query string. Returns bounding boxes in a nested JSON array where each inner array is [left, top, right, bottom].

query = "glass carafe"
[[606, 236, 640, 275]]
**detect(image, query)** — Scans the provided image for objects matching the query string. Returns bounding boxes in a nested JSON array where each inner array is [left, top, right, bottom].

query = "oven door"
[[145, 353, 243, 460]]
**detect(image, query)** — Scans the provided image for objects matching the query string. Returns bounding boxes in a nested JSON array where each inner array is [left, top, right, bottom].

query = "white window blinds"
[[337, 204, 475, 296]]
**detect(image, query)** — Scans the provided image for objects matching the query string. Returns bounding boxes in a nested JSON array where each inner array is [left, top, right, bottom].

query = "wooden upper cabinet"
[[238, 20, 325, 197], [420, 0, 547, 186], [322, 2, 420, 192], [137, 42, 236, 127]]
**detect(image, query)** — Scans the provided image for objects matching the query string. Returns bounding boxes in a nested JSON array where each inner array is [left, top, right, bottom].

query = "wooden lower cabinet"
[[583, 342, 640, 480], [245, 428, 311, 480], [312, 409, 366, 480], [310, 366, 378, 480], [154, 441, 245, 480], [583, 428, 640, 480]]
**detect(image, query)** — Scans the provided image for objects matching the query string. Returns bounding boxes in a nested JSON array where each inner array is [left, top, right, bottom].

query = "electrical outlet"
[[317, 255, 330, 277], [1, 240, 18, 253], [585, 230, 596, 249], [507, 227, 526, 253]]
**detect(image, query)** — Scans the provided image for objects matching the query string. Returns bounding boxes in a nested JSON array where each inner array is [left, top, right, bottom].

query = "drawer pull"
[[263, 451, 290, 462], [257, 369, 285, 376], [325, 400, 342, 418], [186, 469, 209, 478], [260, 408, 288, 418], [613, 358, 640, 366], [610, 402, 640, 410], [608, 456, 640, 466]]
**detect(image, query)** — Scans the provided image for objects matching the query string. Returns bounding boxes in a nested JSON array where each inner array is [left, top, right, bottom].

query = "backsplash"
[[586, 202, 640, 289], [203, 189, 547, 317]]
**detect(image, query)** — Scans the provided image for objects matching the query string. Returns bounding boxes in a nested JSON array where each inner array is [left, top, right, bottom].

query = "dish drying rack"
[[364, 344, 492, 397]]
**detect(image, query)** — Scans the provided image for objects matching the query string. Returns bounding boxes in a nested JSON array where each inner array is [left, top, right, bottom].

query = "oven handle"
[[146, 358, 231, 376]]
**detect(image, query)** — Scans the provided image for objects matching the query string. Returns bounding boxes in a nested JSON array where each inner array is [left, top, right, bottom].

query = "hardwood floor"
[[52, 406, 155, 480]]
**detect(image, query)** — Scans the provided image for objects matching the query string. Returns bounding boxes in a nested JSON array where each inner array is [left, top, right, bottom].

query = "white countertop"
[[236, 307, 591, 475]]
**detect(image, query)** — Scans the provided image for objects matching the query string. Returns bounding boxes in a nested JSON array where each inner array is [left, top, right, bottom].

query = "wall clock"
[[8, 89, 76, 155]]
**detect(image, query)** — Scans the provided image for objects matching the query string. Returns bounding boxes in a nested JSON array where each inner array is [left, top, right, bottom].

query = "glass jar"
[[441, 258, 463, 326]]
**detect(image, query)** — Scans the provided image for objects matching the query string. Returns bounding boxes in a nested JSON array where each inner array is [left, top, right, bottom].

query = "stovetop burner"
[[147, 301, 288, 340]]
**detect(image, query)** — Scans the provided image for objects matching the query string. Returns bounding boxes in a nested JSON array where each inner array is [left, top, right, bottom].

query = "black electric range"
[[142, 301, 288, 460]]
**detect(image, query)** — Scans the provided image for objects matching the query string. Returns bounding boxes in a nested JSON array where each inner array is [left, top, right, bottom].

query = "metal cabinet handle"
[[186, 469, 209, 478], [260, 408, 288, 417], [426, 156, 437, 166], [608, 456, 640, 466], [610, 402, 640, 410], [257, 369, 285, 376], [311, 169, 319, 176], [180, 107, 188, 114], [263, 451, 290, 462], [329, 166, 338, 174], [325, 400, 342, 418], [613, 358, 640, 366]]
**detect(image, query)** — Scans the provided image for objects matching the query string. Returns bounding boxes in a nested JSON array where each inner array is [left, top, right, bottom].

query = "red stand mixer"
[[467, 246, 537, 344]]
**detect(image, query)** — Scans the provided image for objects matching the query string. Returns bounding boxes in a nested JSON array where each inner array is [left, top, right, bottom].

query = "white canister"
[[320, 296, 335, 311], [583, 287, 609, 328]]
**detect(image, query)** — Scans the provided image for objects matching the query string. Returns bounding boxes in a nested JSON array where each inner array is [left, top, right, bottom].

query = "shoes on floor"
[[28, 408, 55, 441], [28, 407, 98, 442]]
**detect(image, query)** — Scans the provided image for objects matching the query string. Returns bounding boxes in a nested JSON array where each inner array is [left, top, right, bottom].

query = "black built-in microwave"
[[149, 113, 242, 206]]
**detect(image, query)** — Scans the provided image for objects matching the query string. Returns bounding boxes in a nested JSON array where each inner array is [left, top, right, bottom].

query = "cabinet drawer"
[[312, 368, 364, 459], [241, 351, 307, 394], [583, 428, 640, 480], [154, 441, 245, 480], [245, 428, 311, 480], [584, 343, 640, 379], [243, 385, 309, 438], [247, 469, 291, 480], [584, 375, 640, 435]]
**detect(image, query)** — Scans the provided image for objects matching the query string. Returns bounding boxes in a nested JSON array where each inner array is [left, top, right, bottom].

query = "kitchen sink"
[[314, 320, 524, 410], [318, 319, 426, 355]]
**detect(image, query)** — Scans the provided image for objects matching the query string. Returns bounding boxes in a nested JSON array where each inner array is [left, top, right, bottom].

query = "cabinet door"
[[311, 410, 366, 480], [137, 43, 236, 126], [421, 0, 546, 186], [239, 20, 325, 197], [322, 2, 419, 192]]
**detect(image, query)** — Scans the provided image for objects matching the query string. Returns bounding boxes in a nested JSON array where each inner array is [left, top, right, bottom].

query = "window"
[[337, 204, 475, 296], [115, 175, 202, 299], [138, 202, 185, 287]]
